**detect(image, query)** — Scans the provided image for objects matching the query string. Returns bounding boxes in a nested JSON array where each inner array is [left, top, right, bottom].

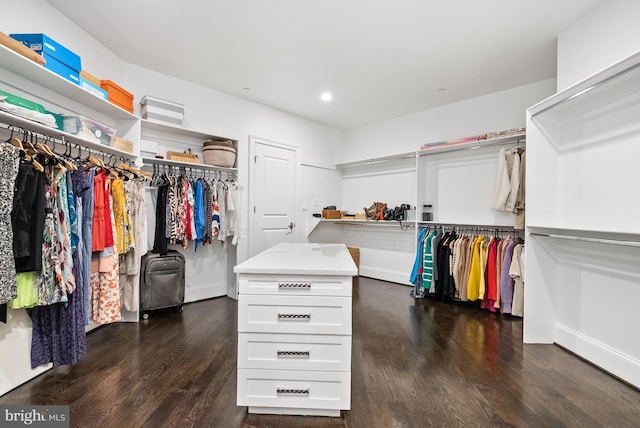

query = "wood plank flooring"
[[2, 277, 639, 427]]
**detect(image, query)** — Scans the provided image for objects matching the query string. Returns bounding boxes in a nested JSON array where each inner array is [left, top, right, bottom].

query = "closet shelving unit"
[[335, 151, 417, 178], [139, 118, 239, 303], [315, 133, 525, 285], [525, 49, 640, 389], [0, 44, 135, 120], [0, 41, 142, 396]]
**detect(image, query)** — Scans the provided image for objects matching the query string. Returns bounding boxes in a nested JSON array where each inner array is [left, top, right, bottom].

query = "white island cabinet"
[[234, 243, 358, 417]]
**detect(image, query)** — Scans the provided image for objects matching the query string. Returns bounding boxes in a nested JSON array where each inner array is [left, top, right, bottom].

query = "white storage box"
[[140, 95, 184, 125]]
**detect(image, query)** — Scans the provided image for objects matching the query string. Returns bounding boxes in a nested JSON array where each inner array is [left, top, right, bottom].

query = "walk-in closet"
[[1, 0, 640, 426]]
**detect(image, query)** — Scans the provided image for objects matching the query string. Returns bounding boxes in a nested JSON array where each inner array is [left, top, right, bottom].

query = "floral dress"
[[0, 143, 19, 304]]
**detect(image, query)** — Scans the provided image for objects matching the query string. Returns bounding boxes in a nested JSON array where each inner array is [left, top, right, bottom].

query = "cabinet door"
[[238, 295, 351, 335]]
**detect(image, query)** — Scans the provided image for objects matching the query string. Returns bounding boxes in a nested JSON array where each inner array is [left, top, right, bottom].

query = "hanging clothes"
[[500, 237, 517, 314], [509, 243, 525, 317], [90, 174, 121, 325], [492, 147, 520, 212], [73, 167, 94, 325], [0, 143, 20, 305], [514, 150, 526, 230], [12, 159, 45, 273], [120, 179, 147, 312]]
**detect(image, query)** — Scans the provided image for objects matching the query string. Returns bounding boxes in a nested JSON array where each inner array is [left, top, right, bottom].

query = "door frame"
[[248, 135, 300, 257]]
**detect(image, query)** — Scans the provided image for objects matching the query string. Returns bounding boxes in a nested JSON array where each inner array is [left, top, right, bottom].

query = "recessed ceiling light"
[[243, 87, 251, 91], [321, 92, 333, 102], [436, 88, 446, 92]]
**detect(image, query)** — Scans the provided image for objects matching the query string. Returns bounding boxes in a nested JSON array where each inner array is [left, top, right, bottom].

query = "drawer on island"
[[238, 295, 352, 335], [238, 332, 351, 372], [239, 275, 352, 297], [237, 369, 351, 411]]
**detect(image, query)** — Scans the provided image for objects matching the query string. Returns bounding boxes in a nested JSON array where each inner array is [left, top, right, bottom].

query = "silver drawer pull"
[[277, 313, 311, 320], [277, 350, 311, 358], [277, 388, 310, 395], [278, 282, 312, 289]]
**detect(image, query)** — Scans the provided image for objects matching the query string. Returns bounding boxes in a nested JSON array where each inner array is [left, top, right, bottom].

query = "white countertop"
[[234, 243, 358, 275]]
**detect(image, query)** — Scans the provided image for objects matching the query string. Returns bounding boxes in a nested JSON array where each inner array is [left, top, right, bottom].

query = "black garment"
[[153, 183, 169, 255], [11, 161, 45, 272], [435, 231, 457, 300]]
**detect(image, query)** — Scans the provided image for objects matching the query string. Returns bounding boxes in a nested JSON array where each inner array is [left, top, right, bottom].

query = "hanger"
[[5, 127, 23, 150]]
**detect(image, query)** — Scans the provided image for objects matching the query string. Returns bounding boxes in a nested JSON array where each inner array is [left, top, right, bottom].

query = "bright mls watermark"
[[1, 405, 69, 427]]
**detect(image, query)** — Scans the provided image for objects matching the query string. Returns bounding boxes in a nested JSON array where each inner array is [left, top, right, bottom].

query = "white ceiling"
[[47, 0, 599, 130]]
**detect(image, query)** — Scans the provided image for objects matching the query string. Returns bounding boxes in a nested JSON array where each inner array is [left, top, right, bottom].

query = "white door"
[[249, 137, 298, 257]]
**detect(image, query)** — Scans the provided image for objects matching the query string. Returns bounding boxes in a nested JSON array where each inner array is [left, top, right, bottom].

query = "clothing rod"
[[0, 123, 134, 162], [419, 221, 517, 230], [529, 232, 640, 248], [0, 118, 136, 159]]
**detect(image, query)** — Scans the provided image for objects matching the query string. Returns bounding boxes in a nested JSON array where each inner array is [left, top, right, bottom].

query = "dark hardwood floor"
[[2, 277, 639, 427]]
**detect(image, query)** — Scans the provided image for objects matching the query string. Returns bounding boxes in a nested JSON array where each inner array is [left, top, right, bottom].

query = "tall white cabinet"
[[525, 50, 640, 388], [234, 243, 357, 417]]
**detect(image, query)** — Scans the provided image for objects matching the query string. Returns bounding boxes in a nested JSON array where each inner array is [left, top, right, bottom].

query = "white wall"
[[557, 0, 640, 90], [342, 79, 556, 163]]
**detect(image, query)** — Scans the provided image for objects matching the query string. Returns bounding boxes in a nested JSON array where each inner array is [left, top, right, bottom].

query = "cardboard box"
[[141, 95, 184, 125], [112, 137, 134, 153], [62, 115, 116, 146], [10, 33, 81, 84], [80, 70, 101, 86], [79, 77, 108, 100], [322, 209, 341, 219]]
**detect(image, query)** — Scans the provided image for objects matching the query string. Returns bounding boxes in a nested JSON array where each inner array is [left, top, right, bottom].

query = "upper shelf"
[[141, 156, 237, 172], [140, 119, 235, 142], [335, 152, 416, 178], [529, 49, 640, 118], [528, 50, 640, 152], [335, 132, 525, 177], [0, 44, 136, 120], [0, 110, 136, 158], [417, 133, 525, 157]]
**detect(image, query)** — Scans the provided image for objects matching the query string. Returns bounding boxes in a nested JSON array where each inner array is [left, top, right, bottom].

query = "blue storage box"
[[79, 77, 108, 100], [10, 33, 81, 84]]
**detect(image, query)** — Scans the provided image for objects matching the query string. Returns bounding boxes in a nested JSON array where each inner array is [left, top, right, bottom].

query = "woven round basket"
[[203, 145, 236, 168], [203, 139, 234, 148]]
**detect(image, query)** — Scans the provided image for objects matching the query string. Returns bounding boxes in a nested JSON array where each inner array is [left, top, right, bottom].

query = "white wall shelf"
[[141, 119, 234, 142], [417, 133, 526, 157], [141, 156, 237, 173], [0, 44, 136, 120], [0, 110, 136, 159], [335, 152, 416, 178]]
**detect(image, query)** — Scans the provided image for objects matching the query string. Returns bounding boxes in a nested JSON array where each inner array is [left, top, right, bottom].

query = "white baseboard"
[[555, 323, 640, 389], [359, 265, 412, 286]]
